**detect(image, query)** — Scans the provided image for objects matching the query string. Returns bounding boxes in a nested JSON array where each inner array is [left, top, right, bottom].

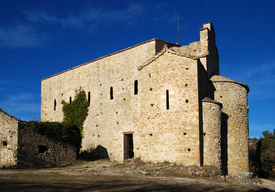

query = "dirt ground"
[[0, 159, 274, 192]]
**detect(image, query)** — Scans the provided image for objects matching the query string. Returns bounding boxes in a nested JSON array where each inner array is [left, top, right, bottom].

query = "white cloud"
[[0, 23, 47, 48], [249, 124, 275, 138], [22, 3, 147, 30], [0, 79, 40, 120], [20, 2, 177, 32], [0, 91, 40, 120], [7, 92, 35, 101], [0, 2, 175, 48], [1, 102, 40, 114], [222, 61, 275, 102], [250, 123, 275, 131]]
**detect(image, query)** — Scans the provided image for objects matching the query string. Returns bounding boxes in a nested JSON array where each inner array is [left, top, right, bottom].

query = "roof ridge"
[[137, 46, 167, 70], [167, 47, 208, 59], [138, 45, 209, 71]]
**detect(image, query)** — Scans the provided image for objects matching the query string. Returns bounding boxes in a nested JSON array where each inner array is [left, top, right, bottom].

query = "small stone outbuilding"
[[0, 109, 76, 168]]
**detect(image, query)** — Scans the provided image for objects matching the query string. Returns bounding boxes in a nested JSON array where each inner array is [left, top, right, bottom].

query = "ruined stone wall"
[[137, 52, 201, 165], [0, 110, 18, 168], [17, 122, 76, 168], [211, 75, 249, 174], [202, 98, 222, 168], [0, 116, 76, 168]]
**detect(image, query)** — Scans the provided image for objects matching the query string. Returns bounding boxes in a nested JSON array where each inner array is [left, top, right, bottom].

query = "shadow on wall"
[[81, 145, 109, 161]]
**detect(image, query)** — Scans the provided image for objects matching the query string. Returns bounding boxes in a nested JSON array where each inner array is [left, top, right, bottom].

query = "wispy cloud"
[[1, 102, 40, 114], [7, 92, 35, 101], [223, 60, 275, 102], [0, 23, 47, 48], [249, 123, 275, 138], [1, 2, 174, 48], [22, 2, 148, 31], [0, 79, 28, 86], [250, 123, 275, 131], [0, 93, 40, 120], [0, 79, 40, 120]]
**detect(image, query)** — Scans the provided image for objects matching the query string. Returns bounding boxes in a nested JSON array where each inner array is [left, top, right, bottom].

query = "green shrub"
[[250, 130, 275, 178], [28, 88, 89, 148], [28, 121, 63, 140], [260, 135, 275, 178]]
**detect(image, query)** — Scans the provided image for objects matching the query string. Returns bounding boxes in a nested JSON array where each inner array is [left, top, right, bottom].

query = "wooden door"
[[124, 134, 134, 160]]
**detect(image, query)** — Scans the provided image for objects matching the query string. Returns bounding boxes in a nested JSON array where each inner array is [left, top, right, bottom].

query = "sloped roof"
[[210, 75, 249, 92], [138, 45, 207, 71], [42, 39, 178, 81], [201, 97, 222, 107]]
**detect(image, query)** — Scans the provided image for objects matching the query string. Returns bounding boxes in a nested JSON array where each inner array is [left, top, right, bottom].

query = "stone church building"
[[41, 23, 249, 174]]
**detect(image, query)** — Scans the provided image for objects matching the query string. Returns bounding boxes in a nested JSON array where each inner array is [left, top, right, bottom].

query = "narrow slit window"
[[166, 90, 169, 110], [54, 99, 56, 111], [134, 80, 138, 95], [88, 92, 91, 104], [70, 97, 72, 104], [110, 87, 113, 100]]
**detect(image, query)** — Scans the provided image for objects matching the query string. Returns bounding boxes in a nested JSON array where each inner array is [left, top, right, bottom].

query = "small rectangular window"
[[54, 99, 56, 111]]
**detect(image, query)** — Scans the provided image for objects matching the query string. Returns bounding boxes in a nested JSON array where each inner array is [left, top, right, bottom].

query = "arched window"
[[110, 87, 113, 100], [166, 90, 169, 110], [54, 99, 56, 111], [134, 80, 138, 95]]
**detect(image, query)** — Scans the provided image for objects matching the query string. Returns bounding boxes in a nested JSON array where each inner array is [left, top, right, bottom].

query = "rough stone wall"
[[170, 22, 219, 79], [211, 75, 249, 174], [199, 23, 219, 78], [0, 110, 18, 167], [40, 23, 249, 173], [0, 109, 76, 168], [41, 39, 178, 162], [202, 98, 222, 168], [138, 52, 201, 165], [17, 121, 76, 168]]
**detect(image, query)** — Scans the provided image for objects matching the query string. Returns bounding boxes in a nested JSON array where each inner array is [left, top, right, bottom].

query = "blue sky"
[[0, 0, 274, 138]]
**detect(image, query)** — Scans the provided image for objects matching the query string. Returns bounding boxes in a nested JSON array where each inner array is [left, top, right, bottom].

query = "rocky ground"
[[0, 159, 275, 191]]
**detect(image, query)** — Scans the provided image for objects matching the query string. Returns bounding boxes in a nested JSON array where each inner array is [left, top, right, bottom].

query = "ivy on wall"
[[61, 88, 89, 147], [29, 88, 89, 148]]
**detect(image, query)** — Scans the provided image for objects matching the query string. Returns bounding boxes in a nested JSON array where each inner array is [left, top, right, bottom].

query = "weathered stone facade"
[[41, 23, 249, 174], [0, 110, 76, 168], [0, 109, 18, 167]]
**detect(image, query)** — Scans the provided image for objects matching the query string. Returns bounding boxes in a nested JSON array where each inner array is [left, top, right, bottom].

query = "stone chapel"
[[41, 23, 249, 174]]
